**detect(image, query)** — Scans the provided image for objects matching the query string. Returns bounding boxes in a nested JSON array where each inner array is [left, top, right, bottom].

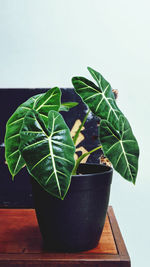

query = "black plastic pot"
[[31, 163, 113, 252]]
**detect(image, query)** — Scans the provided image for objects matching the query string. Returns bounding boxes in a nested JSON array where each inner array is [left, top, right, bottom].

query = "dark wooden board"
[[0, 206, 130, 267]]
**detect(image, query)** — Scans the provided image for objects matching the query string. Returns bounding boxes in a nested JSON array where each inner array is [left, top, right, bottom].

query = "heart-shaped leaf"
[[100, 116, 139, 184], [35, 87, 61, 122], [19, 110, 75, 199], [5, 87, 61, 178], [72, 67, 122, 129]]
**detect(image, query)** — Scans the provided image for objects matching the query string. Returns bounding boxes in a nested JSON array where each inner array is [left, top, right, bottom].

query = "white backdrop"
[[0, 1, 149, 266]]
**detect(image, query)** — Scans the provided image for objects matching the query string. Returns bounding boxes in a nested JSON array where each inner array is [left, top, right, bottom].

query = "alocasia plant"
[[5, 87, 61, 178], [4, 67, 139, 199], [72, 67, 139, 184]]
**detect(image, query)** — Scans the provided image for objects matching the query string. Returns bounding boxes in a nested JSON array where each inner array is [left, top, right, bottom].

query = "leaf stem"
[[72, 145, 102, 175], [73, 109, 90, 145]]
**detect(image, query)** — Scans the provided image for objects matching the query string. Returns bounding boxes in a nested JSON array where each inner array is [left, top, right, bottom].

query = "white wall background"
[[0, 0, 149, 266]]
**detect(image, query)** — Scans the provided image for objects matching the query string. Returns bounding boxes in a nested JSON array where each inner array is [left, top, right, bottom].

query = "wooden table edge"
[[0, 206, 131, 266], [108, 206, 131, 266]]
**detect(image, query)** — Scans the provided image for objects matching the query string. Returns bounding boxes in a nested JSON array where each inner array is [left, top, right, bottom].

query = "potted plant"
[[4, 67, 139, 252]]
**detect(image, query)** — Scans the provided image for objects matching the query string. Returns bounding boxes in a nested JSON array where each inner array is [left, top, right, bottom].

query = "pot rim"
[[72, 163, 113, 178]]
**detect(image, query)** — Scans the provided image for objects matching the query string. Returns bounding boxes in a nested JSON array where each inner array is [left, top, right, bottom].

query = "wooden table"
[[0, 206, 130, 267]]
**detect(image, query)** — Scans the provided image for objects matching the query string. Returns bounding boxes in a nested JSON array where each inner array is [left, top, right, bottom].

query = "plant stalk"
[[72, 145, 102, 175], [73, 109, 90, 145]]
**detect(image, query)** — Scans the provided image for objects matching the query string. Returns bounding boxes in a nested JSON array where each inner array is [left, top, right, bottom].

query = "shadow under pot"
[[31, 163, 113, 252]]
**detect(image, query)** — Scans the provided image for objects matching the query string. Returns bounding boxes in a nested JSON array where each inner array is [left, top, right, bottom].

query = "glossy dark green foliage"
[[60, 102, 78, 111], [4, 66, 139, 199], [19, 110, 75, 199], [100, 116, 139, 184], [72, 67, 139, 184], [5, 87, 61, 178], [72, 67, 122, 130]]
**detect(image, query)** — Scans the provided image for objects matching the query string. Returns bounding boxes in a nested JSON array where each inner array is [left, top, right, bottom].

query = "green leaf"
[[72, 67, 122, 129], [19, 110, 75, 199], [5, 87, 61, 178], [100, 116, 139, 184], [35, 87, 61, 123], [60, 102, 78, 112]]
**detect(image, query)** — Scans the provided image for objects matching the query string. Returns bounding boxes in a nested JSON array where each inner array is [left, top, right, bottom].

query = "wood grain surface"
[[0, 208, 117, 255], [0, 207, 130, 267]]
